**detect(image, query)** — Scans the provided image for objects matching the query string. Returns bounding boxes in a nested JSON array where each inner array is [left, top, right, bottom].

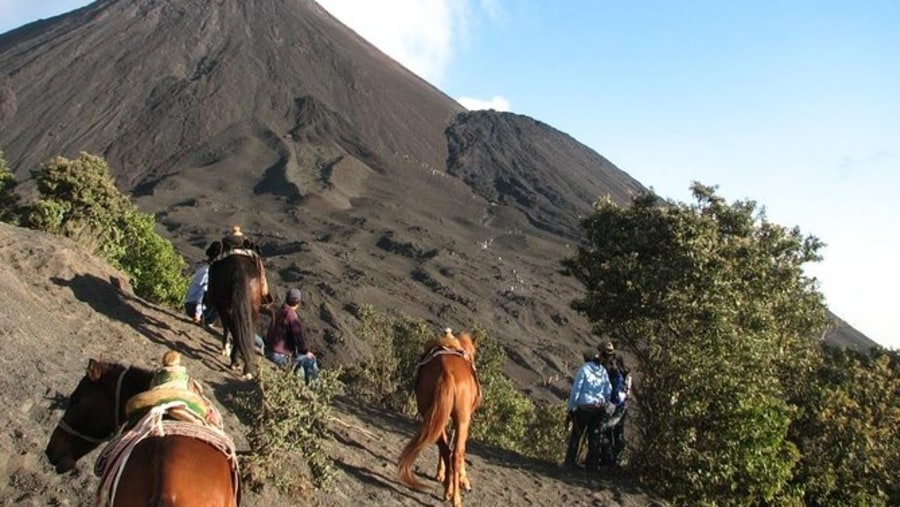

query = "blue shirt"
[[184, 264, 209, 305], [567, 360, 612, 412]]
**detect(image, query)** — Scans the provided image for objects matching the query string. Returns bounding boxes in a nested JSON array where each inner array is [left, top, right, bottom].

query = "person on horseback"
[[599, 340, 631, 466], [259, 288, 319, 384], [184, 261, 217, 326], [222, 224, 258, 252], [564, 346, 612, 470], [208, 224, 274, 308]]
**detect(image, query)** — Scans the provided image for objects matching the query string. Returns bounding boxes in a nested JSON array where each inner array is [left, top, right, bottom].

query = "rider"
[[564, 347, 612, 470], [213, 224, 274, 308]]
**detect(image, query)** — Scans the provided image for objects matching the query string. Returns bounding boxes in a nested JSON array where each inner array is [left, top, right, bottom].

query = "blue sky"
[[2, 1, 897, 349]]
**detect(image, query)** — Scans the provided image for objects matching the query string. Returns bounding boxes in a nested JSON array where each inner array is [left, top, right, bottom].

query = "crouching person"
[[563, 348, 612, 470], [257, 288, 320, 385]]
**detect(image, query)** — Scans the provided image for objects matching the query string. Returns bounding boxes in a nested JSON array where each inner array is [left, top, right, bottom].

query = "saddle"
[[124, 375, 223, 429], [94, 402, 239, 507]]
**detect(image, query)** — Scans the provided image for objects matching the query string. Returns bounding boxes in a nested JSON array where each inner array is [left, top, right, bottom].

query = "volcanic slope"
[[0, 0, 875, 397], [0, 222, 669, 506]]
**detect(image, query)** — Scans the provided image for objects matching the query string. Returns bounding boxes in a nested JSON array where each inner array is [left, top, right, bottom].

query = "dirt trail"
[[0, 223, 663, 506]]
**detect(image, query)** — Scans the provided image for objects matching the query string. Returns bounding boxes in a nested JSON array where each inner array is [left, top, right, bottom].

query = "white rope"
[[95, 402, 238, 507]]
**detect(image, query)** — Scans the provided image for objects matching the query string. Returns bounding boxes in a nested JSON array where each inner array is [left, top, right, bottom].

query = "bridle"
[[56, 366, 131, 445]]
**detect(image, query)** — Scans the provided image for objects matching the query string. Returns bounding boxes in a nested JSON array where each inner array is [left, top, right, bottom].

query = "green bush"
[[234, 364, 342, 494], [0, 150, 20, 224], [341, 305, 431, 413], [21, 153, 187, 306], [789, 346, 900, 506]]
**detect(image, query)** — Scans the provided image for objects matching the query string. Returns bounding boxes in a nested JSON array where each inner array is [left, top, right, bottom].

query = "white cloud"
[[456, 95, 511, 112], [316, 0, 472, 85]]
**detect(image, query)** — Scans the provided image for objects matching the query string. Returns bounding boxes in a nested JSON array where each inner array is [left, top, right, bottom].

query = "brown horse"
[[206, 245, 262, 380], [398, 330, 481, 507], [45, 359, 239, 506]]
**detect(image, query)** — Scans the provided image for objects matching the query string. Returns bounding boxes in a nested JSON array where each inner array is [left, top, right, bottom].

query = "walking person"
[[183, 261, 217, 326], [564, 347, 612, 470], [599, 340, 631, 466]]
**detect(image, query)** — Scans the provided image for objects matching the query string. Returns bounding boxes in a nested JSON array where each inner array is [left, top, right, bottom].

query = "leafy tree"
[[790, 346, 900, 506], [562, 183, 829, 505], [22, 153, 187, 305], [0, 149, 20, 223]]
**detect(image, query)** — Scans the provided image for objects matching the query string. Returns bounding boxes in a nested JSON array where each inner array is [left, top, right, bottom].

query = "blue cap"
[[286, 288, 302, 305]]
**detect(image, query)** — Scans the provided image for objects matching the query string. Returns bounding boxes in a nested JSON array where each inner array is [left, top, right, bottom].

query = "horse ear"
[[87, 359, 103, 381]]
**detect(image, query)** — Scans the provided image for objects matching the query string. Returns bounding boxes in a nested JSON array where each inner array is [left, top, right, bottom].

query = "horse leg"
[[222, 326, 232, 359], [435, 428, 450, 484], [449, 418, 472, 507], [219, 313, 234, 358]]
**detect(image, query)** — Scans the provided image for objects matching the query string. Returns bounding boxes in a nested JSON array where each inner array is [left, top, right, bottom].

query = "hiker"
[[257, 288, 320, 384], [599, 340, 631, 466], [564, 347, 612, 470], [563, 349, 598, 468], [184, 261, 217, 325]]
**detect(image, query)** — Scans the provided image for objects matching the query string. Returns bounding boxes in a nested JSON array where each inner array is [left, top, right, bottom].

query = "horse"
[[205, 241, 263, 380], [45, 359, 239, 506], [398, 330, 481, 507]]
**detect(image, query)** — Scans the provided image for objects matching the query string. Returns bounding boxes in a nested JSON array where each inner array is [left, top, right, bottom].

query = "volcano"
[[0, 0, 872, 395]]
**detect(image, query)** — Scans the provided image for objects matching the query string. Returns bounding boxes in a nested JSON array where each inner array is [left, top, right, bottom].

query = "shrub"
[[789, 346, 900, 506], [21, 153, 187, 305], [233, 364, 342, 495], [341, 305, 431, 413], [0, 149, 20, 224]]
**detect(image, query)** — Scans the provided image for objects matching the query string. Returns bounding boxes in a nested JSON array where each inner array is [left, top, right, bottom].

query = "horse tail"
[[231, 265, 257, 377], [398, 372, 454, 489]]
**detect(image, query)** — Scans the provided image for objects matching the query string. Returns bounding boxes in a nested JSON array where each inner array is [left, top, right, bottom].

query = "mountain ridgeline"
[[0, 0, 873, 393]]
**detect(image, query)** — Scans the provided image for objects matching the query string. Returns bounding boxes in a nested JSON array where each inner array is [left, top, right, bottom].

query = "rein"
[[57, 366, 131, 444]]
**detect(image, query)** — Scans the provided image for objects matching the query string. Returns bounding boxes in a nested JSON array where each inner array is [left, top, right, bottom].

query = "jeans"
[[184, 301, 217, 324], [256, 337, 320, 385], [294, 355, 320, 385]]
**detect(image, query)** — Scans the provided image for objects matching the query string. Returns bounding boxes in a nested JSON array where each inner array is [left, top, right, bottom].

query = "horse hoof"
[[241, 373, 254, 380]]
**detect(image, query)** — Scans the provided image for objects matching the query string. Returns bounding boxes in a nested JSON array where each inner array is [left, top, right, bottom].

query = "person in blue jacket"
[[563, 348, 612, 470]]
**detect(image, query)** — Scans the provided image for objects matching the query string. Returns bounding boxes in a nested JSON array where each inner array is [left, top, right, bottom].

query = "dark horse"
[[206, 245, 262, 380], [45, 359, 239, 506], [398, 330, 481, 507]]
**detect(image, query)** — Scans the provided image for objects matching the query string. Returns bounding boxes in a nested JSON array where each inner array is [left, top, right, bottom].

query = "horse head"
[[45, 360, 150, 473]]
